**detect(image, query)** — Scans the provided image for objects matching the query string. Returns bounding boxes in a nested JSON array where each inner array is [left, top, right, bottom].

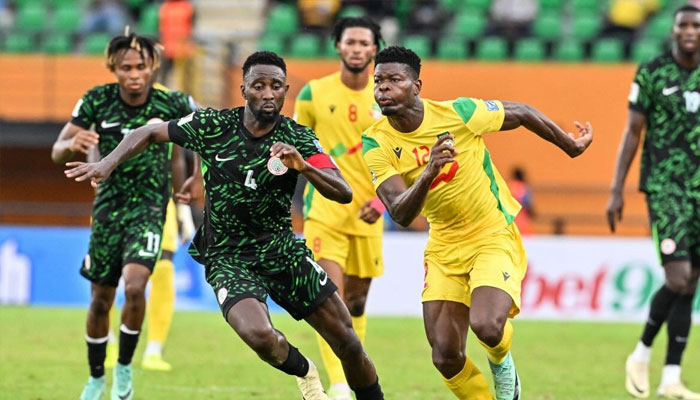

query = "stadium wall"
[[1, 226, 698, 321]]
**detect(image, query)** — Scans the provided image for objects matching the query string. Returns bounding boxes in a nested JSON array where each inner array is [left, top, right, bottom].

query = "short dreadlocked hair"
[[375, 46, 422, 79], [332, 16, 383, 48], [242, 51, 287, 77], [105, 26, 162, 71]]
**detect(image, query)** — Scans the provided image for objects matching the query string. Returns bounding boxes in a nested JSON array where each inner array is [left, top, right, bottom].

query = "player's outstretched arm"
[[376, 135, 456, 227], [270, 142, 352, 204], [501, 101, 593, 158], [51, 122, 100, 164], [64, 122, 170, 187], [606, 110, 646, 233]]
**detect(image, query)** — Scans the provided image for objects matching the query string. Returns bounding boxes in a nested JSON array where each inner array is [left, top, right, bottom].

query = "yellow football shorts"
[[423, 223, 527, 318], [160, 199, 178, 253], [303, 219, 383, 279]]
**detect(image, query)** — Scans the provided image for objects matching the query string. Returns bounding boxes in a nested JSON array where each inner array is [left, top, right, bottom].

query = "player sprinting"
[[294, 16, 384, 400], [362, 46, 593, 400], [65, 51, 385, 400], [51, 30, 197, 400], [607, 5, 700, 400]]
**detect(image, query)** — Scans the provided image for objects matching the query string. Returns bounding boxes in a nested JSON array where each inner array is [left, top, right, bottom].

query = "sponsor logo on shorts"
[[660, 238, 676, 255], [84, 254, 91, 270], [217, 288, 228, 304], [307, 256, 328, 286]]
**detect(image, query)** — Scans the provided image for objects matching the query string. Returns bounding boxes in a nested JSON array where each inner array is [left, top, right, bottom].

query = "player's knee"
[[470, 315, 504, 347], [89, 295, 112, 315], [123, 282, 146, 303], [431, 344, 465, 376], [345, 296, 367, 317], [331, 327, 363, 360], [241, 326, 279, 354]]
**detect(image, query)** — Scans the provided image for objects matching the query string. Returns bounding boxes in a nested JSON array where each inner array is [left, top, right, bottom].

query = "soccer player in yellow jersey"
[[362, 47, 594, 400], [294, 17, 384, 400]]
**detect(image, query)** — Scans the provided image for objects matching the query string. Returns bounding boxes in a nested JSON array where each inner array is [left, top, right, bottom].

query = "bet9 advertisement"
[[1, 225, 699, 321]]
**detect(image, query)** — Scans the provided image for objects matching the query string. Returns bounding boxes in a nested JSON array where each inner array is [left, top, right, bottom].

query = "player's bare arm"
[[501, 101, 594, 158], [64, 121, 170, 186], [269, 142, 352, 204], [376, 134, 456, 227], [606, 109, 646, 233], [51, 122, 100, 164]]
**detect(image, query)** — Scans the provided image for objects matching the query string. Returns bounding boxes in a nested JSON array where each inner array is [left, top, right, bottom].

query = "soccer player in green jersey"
[[51, 31, 196, 400], [65, 51, 385, 400], [607, 5, 700, 400]]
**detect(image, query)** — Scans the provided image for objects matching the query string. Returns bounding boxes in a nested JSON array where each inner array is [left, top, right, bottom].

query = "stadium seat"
[[631, 39, 662, 63], [571, 0, 599, 13], [289, 34, 320, 58], [4, 33, 34, 53], [338, 6, 366, 18], [591, 38, 623, 63], [476, 37, 507, 61], [450, 12, 487, 39], [464, 0, 492, 13], [42, 34, 72, 54], [439, 0, 461, 12], [266, 4, 299, 36], [139, 4, 159, 36], [514, 39, 545, 61], [53, 7, 81, 34], [15, 5, 47, 33], [644, 14, 674, 40], [125, 0, 147, 9], [84, 34, 111, 55], [258, 35, 284, 55], [554, 40, 584, 62], [402, 35, 431, 59], [538, 0, 563, 12], [324, 39, 337, 58], [436, 39, 467, 60], [532, 11, 562, 40], [50, 0, 78, 7], [571, 14, 601, 41]]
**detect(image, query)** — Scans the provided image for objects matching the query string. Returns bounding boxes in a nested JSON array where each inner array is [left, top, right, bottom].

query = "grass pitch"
[[1, 306, 698, 400]]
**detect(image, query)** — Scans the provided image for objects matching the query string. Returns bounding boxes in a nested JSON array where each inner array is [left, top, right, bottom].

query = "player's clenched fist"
[[567, 121, 593, 158], [64, 159, 116, 188], [70, 130, 99, 154], [269, 142, 305, 171], [425, 134, 458, 178]]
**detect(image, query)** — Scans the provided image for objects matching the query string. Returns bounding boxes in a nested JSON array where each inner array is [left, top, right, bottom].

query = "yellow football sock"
[[351, 314, 367, 344], [443, 357, 493, 399], [146, 259, 175, 345], [478, 320, 513, 364]]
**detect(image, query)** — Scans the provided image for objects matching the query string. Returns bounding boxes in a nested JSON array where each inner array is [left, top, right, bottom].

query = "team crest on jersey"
[[660, 238, 677, 255], [485, 101, 499, 111], [217, 288, 228, 304], [267, 157, 288, 176]]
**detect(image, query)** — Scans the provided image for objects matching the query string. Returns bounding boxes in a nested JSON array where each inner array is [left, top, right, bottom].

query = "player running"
[[51, 30, 197, 400], [65, 51, 385, 400], [362, 46, 593, 400], [294, 16, 384, 400]]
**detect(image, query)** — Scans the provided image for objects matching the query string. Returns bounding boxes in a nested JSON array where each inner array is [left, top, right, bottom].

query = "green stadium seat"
[[514, 39, 545, 61], [4, 33, 34, 53], [554, 40, 584, 62], [402, 35, 431, 59], [324, 39, 337, 58], [139, 4, 159, 36], [591, 38, 623, 63], [644, 15, 673, 40], [450, 12, 487, 39], [53, 7, 81, 34], [258, 36, 284, 55], [476, 37, 507, 61], [464, 0, 492, 13], [538, 0, 563, 12], [266, 4, 299, 36], [571, 0, 599, 13], [436, 39, 467, 60], [338, 6, 366, 18], [571, 14, 601, 41], [631, 39, 662, 63], [84, 34, 111, 55], [439, 0, 462, 12], [289, 34, 320, 58], [125, 0, 147, 9], [13, 0, 45, 8], [50, 0, 78, 7], [42, 34, 72, 54], [532, 11, 562, 40], [16, 5, 47, 33]]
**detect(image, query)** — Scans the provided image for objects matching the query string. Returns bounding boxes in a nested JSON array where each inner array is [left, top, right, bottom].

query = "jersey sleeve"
[[291, 122, 337, 168], [294, 83, 315, 128], [452, 97, 506, 136], [69, 89, 97, 129], [628, 64, 652, 115], [168, 108, 221, 154], [362, 133, 398, 189]]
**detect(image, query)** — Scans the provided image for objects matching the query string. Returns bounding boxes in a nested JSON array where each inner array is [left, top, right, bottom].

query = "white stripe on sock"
[[120, 324, 140, 335], [85, 335, 109, 344]]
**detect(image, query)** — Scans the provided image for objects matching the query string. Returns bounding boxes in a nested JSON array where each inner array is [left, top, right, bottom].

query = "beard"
[[252, 106, 280, 124], [342, 57, 372, 74]]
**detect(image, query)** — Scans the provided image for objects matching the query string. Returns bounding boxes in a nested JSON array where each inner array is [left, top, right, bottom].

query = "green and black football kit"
[[168, 107, 338, 320], [71, 83, 196, 286], [629, 52, 700, 266]]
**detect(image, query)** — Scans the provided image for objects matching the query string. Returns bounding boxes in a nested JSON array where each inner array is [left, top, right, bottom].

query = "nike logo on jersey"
[[662, 86, 679, 96], [502, 271, 510, 281], [393, 147, 402, 159], [101, 120, 121, 129], [215, 154, 236, 162]]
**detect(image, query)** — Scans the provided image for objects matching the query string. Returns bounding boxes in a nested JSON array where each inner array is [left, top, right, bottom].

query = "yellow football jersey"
[[295, 72, 383, 237], [362, 98, 521, 243]]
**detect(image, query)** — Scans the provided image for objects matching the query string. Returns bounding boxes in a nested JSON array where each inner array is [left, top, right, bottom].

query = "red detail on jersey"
[[306, 153, 337, 169], [429, 161, 459, 190], [346, 142, 363, 155], [369, 197, 386, 214]]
